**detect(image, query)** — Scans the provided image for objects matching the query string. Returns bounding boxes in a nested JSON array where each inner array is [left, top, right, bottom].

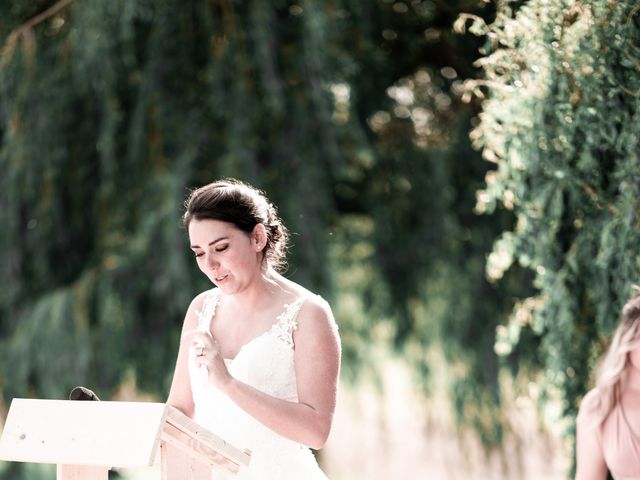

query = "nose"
[[205, 253, 219, 271]]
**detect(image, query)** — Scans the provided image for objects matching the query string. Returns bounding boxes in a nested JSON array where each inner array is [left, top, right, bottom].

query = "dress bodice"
[[602, 402, 640, 479], [187, 288, 328, 480], [191, 288, 304, 402]]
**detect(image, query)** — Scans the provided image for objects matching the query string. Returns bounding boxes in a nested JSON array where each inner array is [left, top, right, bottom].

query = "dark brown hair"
[[183, 179, 289, 271]]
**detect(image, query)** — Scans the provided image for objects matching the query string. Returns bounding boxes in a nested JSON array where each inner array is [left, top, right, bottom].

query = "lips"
[[215, 274, 228, 282]]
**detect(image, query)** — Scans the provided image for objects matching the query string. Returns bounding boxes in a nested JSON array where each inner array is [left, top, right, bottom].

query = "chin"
[[211, 279, 236, 294]]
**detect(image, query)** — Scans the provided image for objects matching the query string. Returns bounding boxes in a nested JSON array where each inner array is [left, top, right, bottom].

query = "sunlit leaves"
[[471, 0, 640, 465]]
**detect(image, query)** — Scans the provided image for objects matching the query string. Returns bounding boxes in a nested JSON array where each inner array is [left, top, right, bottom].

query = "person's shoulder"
[[275, 274, 336, 325], [578, 387, 602, 425], [189, 287, 218, 309], [183, 288, 218, 325], [299, 289, 330, 311], [580, 388, 602, 410], [296, 293, 339, 338], [283, 281, 329, 315], [289, 289, 340, 355]]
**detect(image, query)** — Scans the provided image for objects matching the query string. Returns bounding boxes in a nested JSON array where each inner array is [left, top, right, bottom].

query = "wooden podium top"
[[0, 398, 250, 471]]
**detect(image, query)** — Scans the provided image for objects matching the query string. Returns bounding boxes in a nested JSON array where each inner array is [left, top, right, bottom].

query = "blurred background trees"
[[463, 0, 640, 467], [0, 0, 638, 478]]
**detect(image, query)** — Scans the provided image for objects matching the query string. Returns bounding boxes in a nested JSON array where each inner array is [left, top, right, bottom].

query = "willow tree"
[[0, 2, 508, 477], [462, 0, 640, 467]]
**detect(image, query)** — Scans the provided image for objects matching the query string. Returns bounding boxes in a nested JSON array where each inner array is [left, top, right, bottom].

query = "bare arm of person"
[[166, 293, 205, 418], [575, 389, 608, 480], [192, 296, 341, 449]]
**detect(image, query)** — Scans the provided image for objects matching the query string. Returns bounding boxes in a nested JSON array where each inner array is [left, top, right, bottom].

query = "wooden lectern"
[[0, 398, 251, 479]]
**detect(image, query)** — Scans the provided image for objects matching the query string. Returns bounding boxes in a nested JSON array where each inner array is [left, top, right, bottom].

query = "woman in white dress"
[[168, 178, 341, 479]]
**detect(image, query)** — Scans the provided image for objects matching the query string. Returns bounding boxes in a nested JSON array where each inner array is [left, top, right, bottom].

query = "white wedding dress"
[[188, 287, 330, 479]]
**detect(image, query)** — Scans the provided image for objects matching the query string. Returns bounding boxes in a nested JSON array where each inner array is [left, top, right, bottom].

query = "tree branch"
[[1, 0, 75, 66]]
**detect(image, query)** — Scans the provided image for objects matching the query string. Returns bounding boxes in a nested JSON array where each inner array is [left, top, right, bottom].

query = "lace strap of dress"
[[196, 288, 220, 332], [272, 296, 307, 349]]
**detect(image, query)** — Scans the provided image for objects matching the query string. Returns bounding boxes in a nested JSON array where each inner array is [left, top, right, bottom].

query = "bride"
[[168, 178, 341, 479]]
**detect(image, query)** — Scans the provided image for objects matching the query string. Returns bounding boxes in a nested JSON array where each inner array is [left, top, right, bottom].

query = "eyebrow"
[[190, 236, 229, 249]]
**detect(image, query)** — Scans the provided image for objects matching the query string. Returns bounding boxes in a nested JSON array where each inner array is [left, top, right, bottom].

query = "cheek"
[[195, 257, 209, 273]]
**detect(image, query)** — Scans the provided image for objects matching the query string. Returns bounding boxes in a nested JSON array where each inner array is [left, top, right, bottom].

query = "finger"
[[182, 329, 213, 342], [195, 348, 212, 366], [193, 345, 205, 357], [188, 333, 214, 349]]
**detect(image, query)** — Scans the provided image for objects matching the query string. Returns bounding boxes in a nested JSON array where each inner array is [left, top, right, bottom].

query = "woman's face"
[[188, 218, 262, 294]]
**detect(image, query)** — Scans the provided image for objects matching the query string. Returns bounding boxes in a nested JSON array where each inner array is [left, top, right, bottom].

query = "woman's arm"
[[194, 296, 341, 449], [575, 389, 608, 480], [167, 294, 204, 418]]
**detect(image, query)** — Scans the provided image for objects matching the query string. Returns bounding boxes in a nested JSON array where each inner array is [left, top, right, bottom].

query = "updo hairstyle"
[[183, 179, 289, 272]]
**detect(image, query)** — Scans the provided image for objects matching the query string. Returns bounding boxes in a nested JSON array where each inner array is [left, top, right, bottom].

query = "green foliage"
[[464, 0, 640, 467], [0, 1, 519, 477]]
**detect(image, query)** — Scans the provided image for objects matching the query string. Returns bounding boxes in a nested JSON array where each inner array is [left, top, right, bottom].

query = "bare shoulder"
[[298, 294, 337, 330], [290, 292, 340, 353], [300, 293, 332, 316], [274, 274, 339, 341], [293, 293, 341, 367], [577, 388, 602, 426]]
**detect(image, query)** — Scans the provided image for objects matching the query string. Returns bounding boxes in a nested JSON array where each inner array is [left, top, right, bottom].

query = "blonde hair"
[[594, 286, 640, 425]]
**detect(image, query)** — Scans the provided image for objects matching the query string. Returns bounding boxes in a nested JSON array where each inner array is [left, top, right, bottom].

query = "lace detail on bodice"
[[195, 289, 220, 332], [195, 288, 307, 350], [272, 297, 306, 349]]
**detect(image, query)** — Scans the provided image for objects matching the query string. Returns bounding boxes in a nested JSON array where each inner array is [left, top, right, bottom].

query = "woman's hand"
[[186, 330, 233, 390]]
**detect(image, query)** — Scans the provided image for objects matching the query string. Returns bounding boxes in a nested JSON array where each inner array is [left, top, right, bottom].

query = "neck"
[[225, 267, 282, 310]]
